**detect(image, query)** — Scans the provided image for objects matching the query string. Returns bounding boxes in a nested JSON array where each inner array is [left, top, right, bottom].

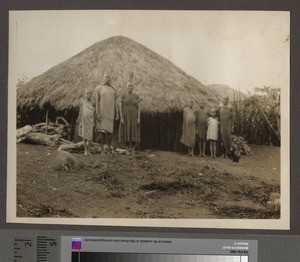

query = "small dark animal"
[[228, 149, 241, 163]]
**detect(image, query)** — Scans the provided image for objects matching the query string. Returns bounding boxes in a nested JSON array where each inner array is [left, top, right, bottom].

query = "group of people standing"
[[77, 75, 232, 158], [180, 97, 233, 158], [77, 75, 141, 155]]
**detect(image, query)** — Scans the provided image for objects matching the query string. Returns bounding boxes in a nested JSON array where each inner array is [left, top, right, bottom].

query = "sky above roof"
[[9, 10, 289, 93]]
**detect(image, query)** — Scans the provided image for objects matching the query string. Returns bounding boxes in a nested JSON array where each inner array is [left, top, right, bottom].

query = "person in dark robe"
[[196, 102, 208, 157], [180, 100, 196, 156], [220, 96, 233, 157]]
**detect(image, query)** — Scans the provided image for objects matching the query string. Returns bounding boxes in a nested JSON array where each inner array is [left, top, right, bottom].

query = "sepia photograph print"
[[7, 10, 290, 229]]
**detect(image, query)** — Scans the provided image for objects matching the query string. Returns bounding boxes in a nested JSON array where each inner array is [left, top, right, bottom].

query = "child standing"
[[78, 89, 95, 155], [207, 109, 219, 158]]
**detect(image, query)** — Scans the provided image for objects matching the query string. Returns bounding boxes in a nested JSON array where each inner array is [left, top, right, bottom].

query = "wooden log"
[[17, 136, 27, 144], [58, 141, 84, 151], [36, 125, 56, 132], [32, 123, 67, 136], [17, 125, 33, 139], [115, 148, 127, 155], [23, 132, 61, 146], [55, 116, 70, 127], [60, 138, 74, 144], [34, 122, 48, 128], [34, 122, 65, 128]]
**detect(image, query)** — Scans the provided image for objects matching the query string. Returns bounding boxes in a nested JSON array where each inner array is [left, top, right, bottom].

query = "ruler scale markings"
[[13, 236, 60, 262], [37, 236, 60, 262], [14, 236, 35, 262]]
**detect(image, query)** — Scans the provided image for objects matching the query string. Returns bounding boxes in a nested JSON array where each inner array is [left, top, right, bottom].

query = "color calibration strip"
[[71, 253, 248, 262]]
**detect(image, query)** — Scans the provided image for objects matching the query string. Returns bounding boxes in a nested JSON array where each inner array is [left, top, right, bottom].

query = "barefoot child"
[[207, 109, 219, 158], [78, 89, 95, 155]]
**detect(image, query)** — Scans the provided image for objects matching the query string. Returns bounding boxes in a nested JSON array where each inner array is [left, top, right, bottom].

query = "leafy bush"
[[232, 86, 280, 146]]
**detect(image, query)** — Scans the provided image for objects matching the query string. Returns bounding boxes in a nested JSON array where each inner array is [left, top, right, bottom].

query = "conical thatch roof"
[[17, 36, 221, 113]]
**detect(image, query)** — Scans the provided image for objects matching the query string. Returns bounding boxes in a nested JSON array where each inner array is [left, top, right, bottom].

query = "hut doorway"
[[139, 112, 183, 152]]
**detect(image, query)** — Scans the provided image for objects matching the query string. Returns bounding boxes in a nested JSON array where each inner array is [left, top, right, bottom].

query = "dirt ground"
[[16, 143, 280, 219]]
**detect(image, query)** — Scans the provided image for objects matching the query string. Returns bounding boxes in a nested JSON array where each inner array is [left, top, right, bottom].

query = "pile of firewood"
[[17, 120, 105, 153], [17, 117, 72, 147], [17, 117, 129, 154]]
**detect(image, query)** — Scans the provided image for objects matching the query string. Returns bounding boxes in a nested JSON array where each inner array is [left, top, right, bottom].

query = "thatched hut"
[[17, 36, 224, 151]]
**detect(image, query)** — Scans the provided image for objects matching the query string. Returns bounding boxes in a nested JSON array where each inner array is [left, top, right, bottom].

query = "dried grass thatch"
[[17, 36, 222, 113]]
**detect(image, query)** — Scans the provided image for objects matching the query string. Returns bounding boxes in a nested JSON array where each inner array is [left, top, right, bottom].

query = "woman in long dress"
[[118, 83, 141, 155], [180, 100, 196, 156], [78, 89, 95, 155], [95, 75, 118, 154], [220, 96, 232, 157]]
